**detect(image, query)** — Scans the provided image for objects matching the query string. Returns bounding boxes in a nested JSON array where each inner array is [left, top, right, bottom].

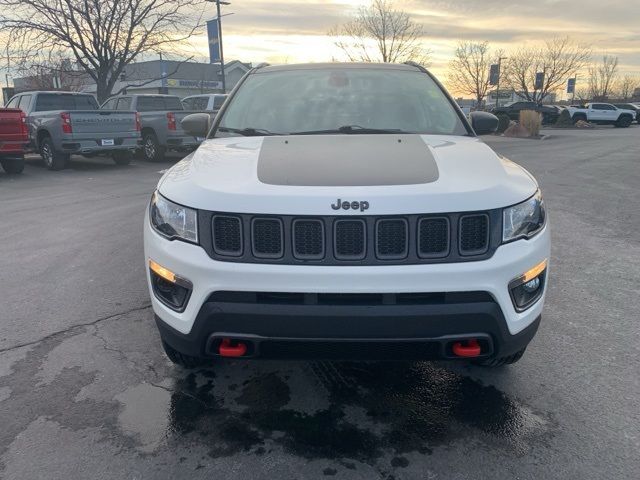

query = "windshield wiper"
[[290, 125, 409, 135], [217, 127, 282, 136]]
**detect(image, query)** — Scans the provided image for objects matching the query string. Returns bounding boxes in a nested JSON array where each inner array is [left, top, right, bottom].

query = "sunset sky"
[[173, 0, 640, 89]]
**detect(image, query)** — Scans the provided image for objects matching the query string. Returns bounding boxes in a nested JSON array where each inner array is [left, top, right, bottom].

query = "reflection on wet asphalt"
[[154, 360, 549, 464], [0, 287, 553, 478]]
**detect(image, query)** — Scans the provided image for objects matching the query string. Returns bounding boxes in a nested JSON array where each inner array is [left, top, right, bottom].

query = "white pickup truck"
[[566, 103, 635, 127]]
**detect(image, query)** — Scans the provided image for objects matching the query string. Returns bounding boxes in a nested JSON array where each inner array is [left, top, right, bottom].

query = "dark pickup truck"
[[491, 101, 560, 125], [0, 108, 29, 174]]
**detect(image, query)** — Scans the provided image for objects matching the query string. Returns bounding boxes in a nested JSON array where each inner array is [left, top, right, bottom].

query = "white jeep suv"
[[144, 63, 549, 368]]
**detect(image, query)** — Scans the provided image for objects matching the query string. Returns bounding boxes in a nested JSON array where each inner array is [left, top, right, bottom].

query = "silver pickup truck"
[[101, 94, 205, 162], [5, 91, 140, 170]]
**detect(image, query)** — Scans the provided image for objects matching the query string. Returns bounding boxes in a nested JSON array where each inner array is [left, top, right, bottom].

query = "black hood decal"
[[257, 135, 439, 186]]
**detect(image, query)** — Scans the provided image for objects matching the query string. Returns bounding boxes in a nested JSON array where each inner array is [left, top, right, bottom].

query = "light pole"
[[159, 51, 168, 94], [206, 0, 230, 93]]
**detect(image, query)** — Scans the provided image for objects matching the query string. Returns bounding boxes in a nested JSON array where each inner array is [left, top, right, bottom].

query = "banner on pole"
[[207, 19, 221, 64], [489, 64, 500, 86]]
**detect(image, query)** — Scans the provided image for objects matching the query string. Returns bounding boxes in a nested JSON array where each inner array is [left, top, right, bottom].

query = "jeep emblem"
[[331, 199, 370, 212]]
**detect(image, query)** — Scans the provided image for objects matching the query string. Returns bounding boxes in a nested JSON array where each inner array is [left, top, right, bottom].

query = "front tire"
[[142, 132, 166, 162], [112, 151, 132, 165], [161, 341, 206, 369], [615, 115, 632, 128], [473, 347, 527, 367], [40, 137, 69, 170], [0, 156, 25, 174], [572, 114, 587, 125]]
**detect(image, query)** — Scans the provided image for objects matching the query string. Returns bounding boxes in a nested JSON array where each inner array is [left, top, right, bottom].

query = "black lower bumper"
[[155, 292, 541, 361]]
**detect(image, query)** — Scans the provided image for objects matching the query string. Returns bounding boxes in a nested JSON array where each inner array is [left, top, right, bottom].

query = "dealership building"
[[11, 59, 252, 100]]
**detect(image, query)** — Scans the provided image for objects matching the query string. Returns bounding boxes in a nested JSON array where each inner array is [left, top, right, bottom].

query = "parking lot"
[[0, 126, 639, 479]]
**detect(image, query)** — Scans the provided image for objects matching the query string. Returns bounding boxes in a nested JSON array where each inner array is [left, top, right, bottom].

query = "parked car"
[[181, 94, 228, 114], [491, 101, 559, 124], [5, 91, 140, 170], [566, 103, 635, 127], [0, 108, 29, 174], [613, 103, 640, 123], [101, 94, 205, 162], [145, 62, 549, 369]]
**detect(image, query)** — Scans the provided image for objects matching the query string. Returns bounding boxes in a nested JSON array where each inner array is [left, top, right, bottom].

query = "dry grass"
[[519, 110, 542, 136]]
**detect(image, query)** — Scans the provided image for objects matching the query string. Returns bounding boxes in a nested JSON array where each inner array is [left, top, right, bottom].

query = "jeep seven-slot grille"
[[205, 211, 498, 265]]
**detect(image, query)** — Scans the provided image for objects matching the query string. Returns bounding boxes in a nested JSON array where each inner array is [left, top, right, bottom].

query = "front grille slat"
[[376, 219, 408, 259], [334, 219, 366, 260], [459, 214, 490, 255], [293, 219, 325, 260], [212, 215, 243, 256], [252, 218, 284, 258], [207, 211, 496, 265], [418, 217, 450, 258]]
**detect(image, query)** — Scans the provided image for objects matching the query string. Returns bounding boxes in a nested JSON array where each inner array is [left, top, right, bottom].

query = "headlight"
[[150, 191, 198, 243], [503, 190, 546, 243]]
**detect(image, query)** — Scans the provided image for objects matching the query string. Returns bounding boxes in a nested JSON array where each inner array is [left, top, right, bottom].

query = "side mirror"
[[470, 111, 499, 135], [181, 113, 211, 138]]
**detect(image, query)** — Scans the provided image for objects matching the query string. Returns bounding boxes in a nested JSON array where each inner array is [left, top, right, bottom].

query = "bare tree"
[[504, 37, 591, 103], [14, 54, 87, 92], [330, 0, 430, 65], [588, 55, 619, 100], [0, 0, 205, 102], [574, 88, 591, 102], [615, 75, 639, 100], [446, 41, 497, 107], [0, 31, 24, 90]]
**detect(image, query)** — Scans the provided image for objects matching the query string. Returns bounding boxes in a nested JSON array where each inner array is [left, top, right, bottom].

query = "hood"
[[158, 134, 537, 215]]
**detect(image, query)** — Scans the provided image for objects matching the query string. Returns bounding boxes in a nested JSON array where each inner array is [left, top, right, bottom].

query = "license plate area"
[[101, 139, 115, 146]]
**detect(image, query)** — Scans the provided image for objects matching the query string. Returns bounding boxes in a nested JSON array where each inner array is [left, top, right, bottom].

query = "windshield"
[[214, 67, 468, 137]]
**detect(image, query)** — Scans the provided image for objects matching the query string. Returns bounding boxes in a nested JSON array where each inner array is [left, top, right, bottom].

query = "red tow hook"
[[218, 339, 247, 358], [452, 339, 482, 358]]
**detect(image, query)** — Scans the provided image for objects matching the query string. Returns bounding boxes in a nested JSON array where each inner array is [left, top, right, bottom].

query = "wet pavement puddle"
[[116, 361, 551, 465]]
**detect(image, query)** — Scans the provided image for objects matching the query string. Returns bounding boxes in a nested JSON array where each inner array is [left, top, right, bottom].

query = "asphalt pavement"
[[1, 127, 639, 479]]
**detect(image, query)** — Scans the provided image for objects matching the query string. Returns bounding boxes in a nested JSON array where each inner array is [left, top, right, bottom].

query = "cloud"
[[191, 0, 640, 76]]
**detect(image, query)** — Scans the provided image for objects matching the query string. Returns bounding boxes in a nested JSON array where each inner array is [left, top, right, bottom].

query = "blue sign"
[[567, 78, 576, 94], [207, 19, 221, 64], [535, 72, 545, 90]]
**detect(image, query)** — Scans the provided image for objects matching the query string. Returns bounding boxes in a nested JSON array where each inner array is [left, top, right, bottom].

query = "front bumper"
[[155, 302, 541, 361], [144, 212, 550, 360]]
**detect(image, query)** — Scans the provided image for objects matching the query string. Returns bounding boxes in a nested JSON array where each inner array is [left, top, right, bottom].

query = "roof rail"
[[254, 62, 271, 70], [403, 61, 427, 73]]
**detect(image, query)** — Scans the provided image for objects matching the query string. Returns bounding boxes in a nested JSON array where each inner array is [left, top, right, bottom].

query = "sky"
[[1, 0, 638, 97], [173, 0, 640, 95]]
